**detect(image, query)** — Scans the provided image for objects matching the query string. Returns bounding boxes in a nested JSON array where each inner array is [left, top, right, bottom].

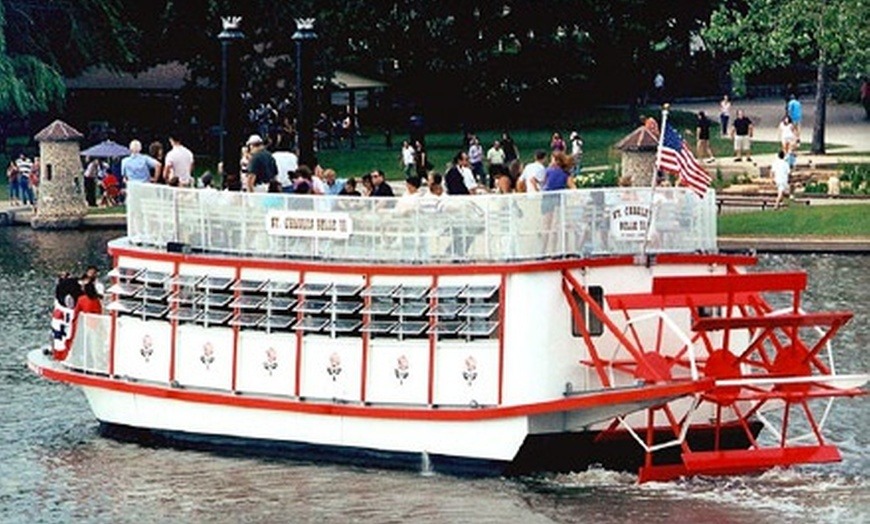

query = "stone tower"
[[32, 120, 87, 229], [614, 126, 660, 188]]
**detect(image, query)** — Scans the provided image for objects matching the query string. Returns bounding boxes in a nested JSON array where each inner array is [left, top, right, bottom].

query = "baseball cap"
[[246, 134, 264, 146]]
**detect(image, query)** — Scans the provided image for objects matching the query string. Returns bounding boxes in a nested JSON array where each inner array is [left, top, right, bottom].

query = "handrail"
[[64, 312, 111, 374], [125, 184, 717, 263]]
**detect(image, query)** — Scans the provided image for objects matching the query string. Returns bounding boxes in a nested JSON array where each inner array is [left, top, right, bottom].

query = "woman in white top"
[[778, 115, 797, 153]]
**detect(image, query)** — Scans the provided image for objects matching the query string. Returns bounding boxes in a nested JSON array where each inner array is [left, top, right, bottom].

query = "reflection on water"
[[1, 228, 867, 523]]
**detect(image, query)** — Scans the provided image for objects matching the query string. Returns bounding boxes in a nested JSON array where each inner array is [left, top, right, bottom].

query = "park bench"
[[716, 195, 811, 214]]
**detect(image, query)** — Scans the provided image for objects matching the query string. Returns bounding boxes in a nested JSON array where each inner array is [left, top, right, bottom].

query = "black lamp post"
[[218, 16, 245, 188], [292, 18, 318, 169]]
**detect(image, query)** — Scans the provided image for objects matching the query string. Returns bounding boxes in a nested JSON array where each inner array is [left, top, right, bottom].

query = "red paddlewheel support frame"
[[562, 267, 864, 482]]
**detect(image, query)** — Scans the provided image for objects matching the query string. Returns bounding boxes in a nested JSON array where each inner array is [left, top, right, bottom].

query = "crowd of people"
[[6, 153, 39, 209], [697, 93, 804, 208], [81, 133, 195, 207]]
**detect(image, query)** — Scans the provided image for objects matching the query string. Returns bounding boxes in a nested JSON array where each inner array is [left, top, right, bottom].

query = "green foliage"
[[704, 0, 869, 79], [840, 164, 870, 194], [0, 0, 138, 116], [704, 0, 870, 152], [803, 181, 828, 194], [718, 204, 870, 237]]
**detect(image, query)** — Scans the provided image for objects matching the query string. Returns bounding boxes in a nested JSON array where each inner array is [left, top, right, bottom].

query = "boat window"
[[264, 281, 297, 294], [261, 315, 295, 330], [393, 286, 429, 300], [427, 321, 464, 335], [327, 319, 362, 333], [229, 295, 265, 309], [361, 320, 398, 335], [229, 313, 265, 328], [332, 284, 364, 297], [198, 276, 234, 291], [297, 317, 328, 332], [173, 274, 205, 287], [108, 267, 144, 280], [296, 283, 332, 296], [430, 285, 466, 299], [392, 321, 429, 336], [571, 286, 604, 337], [361, 284, 399, 297], [168, 307, 201, 322], [232, 279, 268, 292], [107, 282, 142, 296], [140, 270, 170, 285], [697, 306, 722, 318], [105, 265, 500, 342]]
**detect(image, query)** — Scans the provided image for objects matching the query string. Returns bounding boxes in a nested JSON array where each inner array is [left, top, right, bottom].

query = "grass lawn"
[[718, 204, 870, 237], [317, 127, 631, 181]]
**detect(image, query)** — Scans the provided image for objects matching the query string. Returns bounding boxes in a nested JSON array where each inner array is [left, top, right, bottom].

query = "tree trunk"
[[811, 60, 827, 154]]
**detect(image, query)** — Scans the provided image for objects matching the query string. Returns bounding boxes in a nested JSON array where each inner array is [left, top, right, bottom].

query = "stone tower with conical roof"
[[614, 126, 660, 187], [32, 120, 87, 229]]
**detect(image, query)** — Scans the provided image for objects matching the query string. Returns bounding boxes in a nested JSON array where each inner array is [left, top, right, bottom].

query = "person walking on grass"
[[772, 151, 790, 210]]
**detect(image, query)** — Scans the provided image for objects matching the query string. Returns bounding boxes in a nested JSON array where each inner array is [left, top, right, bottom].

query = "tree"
[[703, 0, 870, 154], [0, 0, 138, 117]]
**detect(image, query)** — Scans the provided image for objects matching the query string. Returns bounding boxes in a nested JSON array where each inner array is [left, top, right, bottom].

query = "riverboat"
[[28, 183, 868, 481]]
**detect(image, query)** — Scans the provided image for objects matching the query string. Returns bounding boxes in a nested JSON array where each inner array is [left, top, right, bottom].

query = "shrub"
[[840, 164, 869, 194]]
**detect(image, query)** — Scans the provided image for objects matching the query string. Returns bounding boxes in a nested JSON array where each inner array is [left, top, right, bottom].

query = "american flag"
[[51, 301, 75, 360], [656, 123, 711, 197]]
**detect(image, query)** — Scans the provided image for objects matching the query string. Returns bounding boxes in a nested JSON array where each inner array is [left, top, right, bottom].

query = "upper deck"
[[125, 183, 717, 263]]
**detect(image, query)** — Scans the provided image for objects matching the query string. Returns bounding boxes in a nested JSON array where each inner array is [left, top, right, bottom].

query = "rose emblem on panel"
[[327, 352, 342, 381], [200, 342, 215, 369], [263, 347, 278, 375], [140, 334, 154, 362], [394, 354, 410, 385], [463, 355, 478, 386]]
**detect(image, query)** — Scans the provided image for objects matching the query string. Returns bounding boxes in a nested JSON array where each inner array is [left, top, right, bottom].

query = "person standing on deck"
[[163, 134, 195, 187]]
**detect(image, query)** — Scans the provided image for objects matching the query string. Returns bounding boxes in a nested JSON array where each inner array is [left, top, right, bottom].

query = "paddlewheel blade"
[[563, 267, 867, 483]]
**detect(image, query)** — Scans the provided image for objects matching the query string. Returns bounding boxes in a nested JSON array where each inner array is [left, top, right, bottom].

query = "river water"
[[1, 227, 867, 524]]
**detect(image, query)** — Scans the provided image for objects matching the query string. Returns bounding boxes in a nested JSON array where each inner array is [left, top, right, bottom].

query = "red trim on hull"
[[28, 357, 711, 422], [108, 243, 754, 276]]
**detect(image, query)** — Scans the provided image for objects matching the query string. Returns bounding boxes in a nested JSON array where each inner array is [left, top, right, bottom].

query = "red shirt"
[[75, 294, 103, 315]]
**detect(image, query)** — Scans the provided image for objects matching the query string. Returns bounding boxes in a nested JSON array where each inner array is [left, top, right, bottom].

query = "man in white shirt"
[[272, 144, 298, 192], [771, 151, 790, 209], [519, 150, 547, 192], [401, 141, 415, 178], [163, 134, 194, 187], [485, 140, 506, 188]]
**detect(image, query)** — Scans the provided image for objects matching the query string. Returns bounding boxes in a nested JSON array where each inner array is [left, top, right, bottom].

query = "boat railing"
[[64, 313, 111, 374], [125, 184, 717, 262]]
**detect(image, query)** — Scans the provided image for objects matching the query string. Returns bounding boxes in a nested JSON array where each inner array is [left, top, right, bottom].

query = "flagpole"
[[642, 103, 669, 256]]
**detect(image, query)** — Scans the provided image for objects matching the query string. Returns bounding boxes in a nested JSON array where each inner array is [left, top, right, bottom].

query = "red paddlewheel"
[[562, 268, 864, 482], [635, 352, 673, 382], [703, 349, 742, 404], [771, 342, 813, 393]]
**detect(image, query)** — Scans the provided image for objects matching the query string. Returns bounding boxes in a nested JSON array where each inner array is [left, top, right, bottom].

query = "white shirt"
[[571, 138, 583, 157], [401, 145, 415, 166], [486, 147, 505, 165], [771, 157, 790, 189], [460, 166, 477, 191], [779, 122, 796, 143], [165, 144, 194, 185], [520, 161, 546, 192], [272, 151, 298, 187]]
